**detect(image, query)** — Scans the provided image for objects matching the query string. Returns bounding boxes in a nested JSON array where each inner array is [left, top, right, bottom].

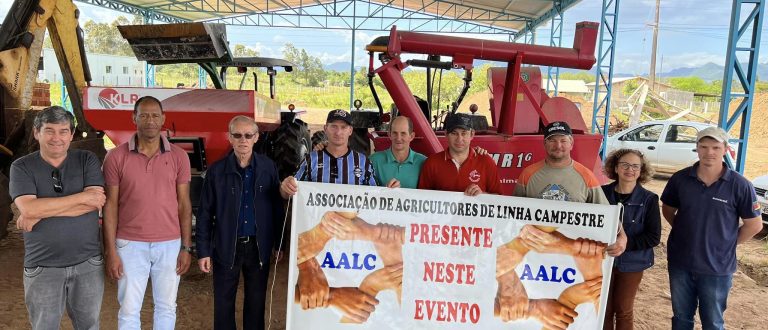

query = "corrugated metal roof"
[[110, 0, 573, 32], [543, 79, 590, 93]]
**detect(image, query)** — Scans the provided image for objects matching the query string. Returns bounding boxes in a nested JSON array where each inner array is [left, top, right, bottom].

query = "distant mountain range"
[[326, 61, 768, 82]]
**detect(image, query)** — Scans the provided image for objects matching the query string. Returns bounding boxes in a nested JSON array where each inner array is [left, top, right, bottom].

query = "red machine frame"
[[366, 22, 604, 195]]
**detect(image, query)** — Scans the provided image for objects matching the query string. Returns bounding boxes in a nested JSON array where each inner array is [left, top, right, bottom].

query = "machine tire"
[[268, 118, 311, 180], [349, 128, 372, 155], [311, 131, 327, 149]]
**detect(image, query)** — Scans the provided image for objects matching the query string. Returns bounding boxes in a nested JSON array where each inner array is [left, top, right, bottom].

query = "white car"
[[606, 120, 736, 174], [752, 175, 768, 225]]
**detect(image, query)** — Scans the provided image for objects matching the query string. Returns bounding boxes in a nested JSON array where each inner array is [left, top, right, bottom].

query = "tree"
[[233, 44, 259, 57], [281, 43, 326, 86], [81, 16, 138, 56]]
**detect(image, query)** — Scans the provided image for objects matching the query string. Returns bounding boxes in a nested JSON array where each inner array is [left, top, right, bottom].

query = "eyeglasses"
[[617, 162, 642, 171], [230, 132, 257, 140], [52, 169, 63, 193]]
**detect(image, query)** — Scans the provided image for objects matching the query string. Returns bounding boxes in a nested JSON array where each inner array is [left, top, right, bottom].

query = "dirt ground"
[[1, 94, 768, 329]]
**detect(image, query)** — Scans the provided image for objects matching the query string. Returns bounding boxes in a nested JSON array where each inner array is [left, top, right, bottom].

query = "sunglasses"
[[230, 132, 257, 140], [52, 169, 63, 193]]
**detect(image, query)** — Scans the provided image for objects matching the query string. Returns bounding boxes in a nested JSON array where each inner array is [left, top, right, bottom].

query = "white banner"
[[287, 182, 621, 329]]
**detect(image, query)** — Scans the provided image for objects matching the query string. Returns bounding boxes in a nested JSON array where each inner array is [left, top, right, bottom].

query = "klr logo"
[[97, 88, 140, 109]]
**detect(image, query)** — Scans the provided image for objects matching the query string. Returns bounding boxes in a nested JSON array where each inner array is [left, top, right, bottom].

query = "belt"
[[237, 236, 255, 244]]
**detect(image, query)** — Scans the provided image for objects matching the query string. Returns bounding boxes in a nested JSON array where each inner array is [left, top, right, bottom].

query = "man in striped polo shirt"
[[279, 109, 377, 316], [280, 109, 376, 195]]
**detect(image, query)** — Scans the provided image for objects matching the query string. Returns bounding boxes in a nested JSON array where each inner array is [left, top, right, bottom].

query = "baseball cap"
[[326, 109, 352, 125], [444, 113, 473, 132], [544, 121, 573, 139], [696, 126, 729, 143]]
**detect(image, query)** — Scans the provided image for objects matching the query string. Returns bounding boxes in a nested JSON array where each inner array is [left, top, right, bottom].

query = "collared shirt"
[[103, 133, 191, 242], [369, 148, 426, 188], [237, 165, 256, 237], [418, 149, 501, 194], [661, 162, 760, 275], [295, 149, 376, 186]]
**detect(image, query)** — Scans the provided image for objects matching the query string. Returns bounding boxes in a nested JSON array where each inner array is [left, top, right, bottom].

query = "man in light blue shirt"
[[369, 116, 426, 188]]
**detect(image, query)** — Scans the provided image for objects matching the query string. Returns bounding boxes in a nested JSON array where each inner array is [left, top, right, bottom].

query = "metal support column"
[[547, 1, 564, 96], [61, 80, 71, 111], [143, 13, 155, 87], [591, 0, 621, 159], [719, 0, 765, 173], [198, 67, 207, 89], [350, 29, 356, 109], [523, 21, 536, 45]]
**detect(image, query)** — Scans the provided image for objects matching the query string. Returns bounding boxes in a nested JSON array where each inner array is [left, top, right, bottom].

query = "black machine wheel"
[[268, 118, 311, 180], [310, 131, 327, 150], [349, 128, 372, 155]]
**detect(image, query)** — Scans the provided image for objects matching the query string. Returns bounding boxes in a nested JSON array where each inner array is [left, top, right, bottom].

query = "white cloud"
[[79, 4, 123, 23], [272, 35, 285, 43], [252, 42, 281, 58]]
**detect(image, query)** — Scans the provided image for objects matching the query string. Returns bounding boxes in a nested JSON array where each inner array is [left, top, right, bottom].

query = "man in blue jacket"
[[196, 115, 285, 330]]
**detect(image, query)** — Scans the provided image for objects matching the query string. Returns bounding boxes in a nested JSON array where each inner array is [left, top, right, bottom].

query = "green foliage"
[[667, 77, 721, 94], [622, 79, 640, 96], [81, 16, 141, 56], [233, 44, 259, 57], [282, 43, 325, 86], [559, 71, 596, 83]]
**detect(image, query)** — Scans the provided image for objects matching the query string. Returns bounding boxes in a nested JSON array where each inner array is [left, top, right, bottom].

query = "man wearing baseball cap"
[[514, 121, 627, 256], [417, 113, 500, 195], [280, 109, 376, 196], [661, 126, 762, 330]]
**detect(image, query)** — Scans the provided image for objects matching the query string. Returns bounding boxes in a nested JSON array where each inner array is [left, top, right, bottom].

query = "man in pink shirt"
[[102, 96, 192, 330]]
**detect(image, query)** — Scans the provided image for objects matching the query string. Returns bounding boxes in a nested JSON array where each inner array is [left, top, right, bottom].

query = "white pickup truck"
[[606, 120, 736, 174], [751, 176, 768, 226]]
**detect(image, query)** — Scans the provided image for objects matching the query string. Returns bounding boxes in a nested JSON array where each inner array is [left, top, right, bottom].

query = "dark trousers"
[[604, 267, 644, 330], [213, 239, 270, 330]]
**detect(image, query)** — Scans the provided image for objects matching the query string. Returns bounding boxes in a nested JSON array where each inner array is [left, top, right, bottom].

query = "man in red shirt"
[[418, 113, 500, 195]]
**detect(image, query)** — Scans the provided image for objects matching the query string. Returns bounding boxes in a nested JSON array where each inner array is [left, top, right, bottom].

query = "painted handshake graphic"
[[295, 211, 405, 324], [494, 225, 606, 329]]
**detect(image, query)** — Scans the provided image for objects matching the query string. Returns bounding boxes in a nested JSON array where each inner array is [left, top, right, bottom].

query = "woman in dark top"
[[601, 148, 661, 330]]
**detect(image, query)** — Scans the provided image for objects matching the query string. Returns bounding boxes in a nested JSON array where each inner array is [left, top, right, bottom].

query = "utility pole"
[[649, 0, 661, 91]]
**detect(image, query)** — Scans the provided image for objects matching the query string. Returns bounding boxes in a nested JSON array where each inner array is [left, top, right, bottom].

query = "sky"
[[0, 0, 764, 75]]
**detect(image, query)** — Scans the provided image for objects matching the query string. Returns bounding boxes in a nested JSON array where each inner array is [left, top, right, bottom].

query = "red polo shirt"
[[418, 149, 501, 194], [103, 134, 191, 242]]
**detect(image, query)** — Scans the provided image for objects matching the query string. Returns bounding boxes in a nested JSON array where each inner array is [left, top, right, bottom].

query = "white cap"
[[696, 126, 729, 143]]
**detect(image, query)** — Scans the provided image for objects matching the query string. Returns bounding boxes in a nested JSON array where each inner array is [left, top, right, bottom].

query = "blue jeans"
[[116, 238, 181, 330], [23, 255, 105, 330], [668, 266, 733, 330]]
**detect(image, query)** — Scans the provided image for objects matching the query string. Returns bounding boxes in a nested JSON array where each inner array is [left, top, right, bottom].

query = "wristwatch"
[[180, 245, 193, 253]]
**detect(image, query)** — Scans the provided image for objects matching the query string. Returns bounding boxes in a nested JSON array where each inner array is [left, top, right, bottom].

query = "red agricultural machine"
[[362, 22, 604, 195]]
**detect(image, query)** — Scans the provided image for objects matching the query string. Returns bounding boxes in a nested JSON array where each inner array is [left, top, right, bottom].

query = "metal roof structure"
[[77, 0, 581, 35], [67, 0, 766, 173]]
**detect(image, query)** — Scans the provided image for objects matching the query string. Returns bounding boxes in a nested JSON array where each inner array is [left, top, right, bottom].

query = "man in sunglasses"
[[102, 96, 192, 329], [9, 106, 107, 329], [195, 115, 284, 329]]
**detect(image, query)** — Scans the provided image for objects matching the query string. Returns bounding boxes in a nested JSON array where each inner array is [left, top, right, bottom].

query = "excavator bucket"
[[118, 22, 232, 65]]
